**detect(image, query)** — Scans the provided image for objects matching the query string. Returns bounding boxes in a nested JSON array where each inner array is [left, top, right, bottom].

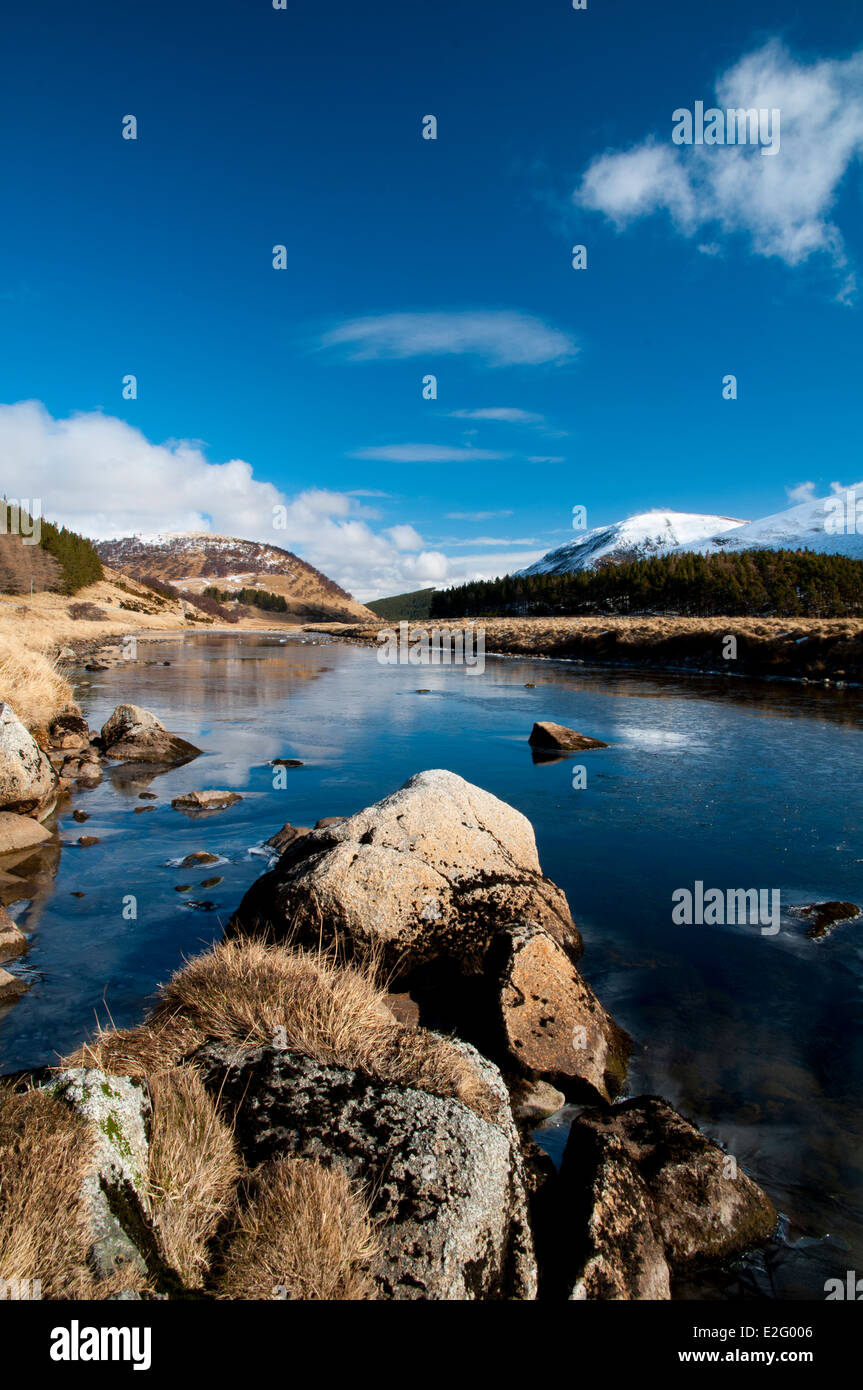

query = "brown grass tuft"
[[0, 635, 74, 735], [64, 938, 497, 1120], [146, 1068, 243, 1287], [213, 1157, 378, 1300], [0, 1084, 149, 1299]]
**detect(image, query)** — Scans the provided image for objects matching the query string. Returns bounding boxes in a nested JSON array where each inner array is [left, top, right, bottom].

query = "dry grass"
[[213, 1157, 378, 1300], [146, 1068, 243, 1288], [66, 937, 497, 1120], [0, 632, 73, 735], [0, 1084, 148, 1299]]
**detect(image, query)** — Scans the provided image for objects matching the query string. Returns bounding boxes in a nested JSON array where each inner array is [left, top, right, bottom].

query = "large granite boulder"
[[195, 1039, 537, 1301], [558, 1096, 777, 1299], [100, 704, 201, 765], [229, 769, 581, 974], [0, 702, 59, 818]]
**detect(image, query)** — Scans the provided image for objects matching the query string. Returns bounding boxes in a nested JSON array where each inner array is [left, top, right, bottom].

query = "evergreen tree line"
[[204, 584, 288, 612], [430, 548, 863, 620], [1, 501, 102, 594]]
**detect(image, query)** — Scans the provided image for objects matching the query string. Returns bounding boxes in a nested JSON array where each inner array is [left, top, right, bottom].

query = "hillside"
[[366, 587, 436, 621], [97, 532, 375, 622]]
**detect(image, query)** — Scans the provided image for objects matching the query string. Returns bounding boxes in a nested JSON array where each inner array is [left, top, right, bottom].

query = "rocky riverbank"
[[305, 615, 863, 685], [0, 755, 779, 1300]]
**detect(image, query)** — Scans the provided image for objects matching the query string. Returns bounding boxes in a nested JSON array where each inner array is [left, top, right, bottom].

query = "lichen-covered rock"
[[48, 1068, 151, 1281], [0, 702, 59, 817], [0, 966, 28, 1001], [229, 769, 581, 974], [559, 1096, 777, 1298], [195, 1040, 537, 1301], [47, 711, 91, 752], [100, 704, 201, 765], [496, 924, 631, 1101]]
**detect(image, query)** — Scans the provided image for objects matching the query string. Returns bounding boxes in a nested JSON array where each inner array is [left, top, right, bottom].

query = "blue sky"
[[1, 0, 861, 598]]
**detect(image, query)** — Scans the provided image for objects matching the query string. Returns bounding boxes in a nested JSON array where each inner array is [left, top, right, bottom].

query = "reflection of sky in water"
[[3, 631, 863, 1300]]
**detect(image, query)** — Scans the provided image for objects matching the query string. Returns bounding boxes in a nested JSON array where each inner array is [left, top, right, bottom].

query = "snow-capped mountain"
[[518, 510, 748, 576], [97, 531, 375, 621], [684, 487, 863, 561]]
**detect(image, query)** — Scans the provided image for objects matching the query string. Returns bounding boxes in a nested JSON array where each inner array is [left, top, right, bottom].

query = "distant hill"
[[366, 588, 436, 621], [519, 510, 747, 576], [0, 504, 103, 595], [97, 532, 375, 622]]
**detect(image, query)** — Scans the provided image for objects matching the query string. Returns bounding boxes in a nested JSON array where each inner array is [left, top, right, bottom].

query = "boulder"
[[266, 822, 312, 854], [196, 1040, 537, 1301], [48, 1068, 151, 1281], [559, 1096, 777, 1297], [0, 812, 53, 856], [0, 702, 59, 817], [100, 704, 201, 765], [496, 924, 630, 1101], [178, 851, 220, 867], [171, 790, 242, 813], [230, 770, 581, 975], [47, 711, 91, 752], [529, 721, 608, 752], [511, 1079, 567, 1125], [0, 966, 28, 1001], [0, 905, 26, 960]]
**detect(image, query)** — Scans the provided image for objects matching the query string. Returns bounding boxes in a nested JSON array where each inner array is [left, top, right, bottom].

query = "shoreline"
[[303, 615, 863, 688]]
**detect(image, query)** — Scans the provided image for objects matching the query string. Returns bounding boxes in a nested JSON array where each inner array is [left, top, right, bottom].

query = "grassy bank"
[[305, 615, 863, 684]]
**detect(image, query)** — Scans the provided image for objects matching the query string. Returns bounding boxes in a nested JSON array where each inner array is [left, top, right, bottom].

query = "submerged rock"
[[528, 721, 608, 752], [0, 965, 28, 1001], [100, 704, 201, 765], [196, 1040, 537, 1301], [0, 702, 59, 817], [788, 900, 861, 940], [0, 905, 26, 960], [179, 850, 220, 867], [171, 790, 242, 814]]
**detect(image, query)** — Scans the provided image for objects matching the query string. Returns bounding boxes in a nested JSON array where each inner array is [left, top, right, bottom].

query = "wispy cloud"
[[350, 444, 506, 463], [321, 311, 578, 366], [449, 407, 545, 424], [445, 509, 513, 520], [527, 455, 566, 464], [575, 41, 863, 299], [786, 481, 817, 504]]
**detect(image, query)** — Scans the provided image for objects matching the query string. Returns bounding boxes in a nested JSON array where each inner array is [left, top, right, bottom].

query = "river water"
[[2, 631, 862, 1300]]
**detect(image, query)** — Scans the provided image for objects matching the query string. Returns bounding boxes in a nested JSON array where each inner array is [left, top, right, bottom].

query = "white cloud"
[[527, 455, 566, 464], [0, 400, 536, 603], [350, 444, 505, 463], [786, 480, 817, 504], [321, 311, 577, 366], [449, 407, 545, 424], [576, 41, 863, 296]]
